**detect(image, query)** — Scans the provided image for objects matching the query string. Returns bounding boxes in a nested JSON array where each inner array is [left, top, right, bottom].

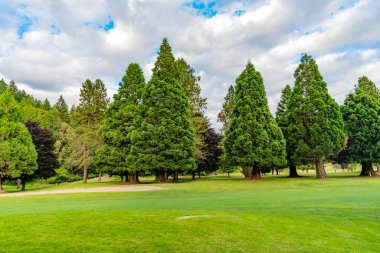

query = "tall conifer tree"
[[276, 85, 299, 177], [133, 38, 196, 183], [287, 54, 345, 179], [217, 85, 235, 132], [342, 77, 380, 176], [96, 63, 146, 183], [224, 62, 286, 179]]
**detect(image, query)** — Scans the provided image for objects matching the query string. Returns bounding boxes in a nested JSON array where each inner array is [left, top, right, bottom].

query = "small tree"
[[217, 85, 235, 132], [224, 62, 287, 179], [54, 95, 70, 122]]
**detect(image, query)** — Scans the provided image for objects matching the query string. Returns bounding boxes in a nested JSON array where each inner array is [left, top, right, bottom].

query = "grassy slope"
[[0, 170, 380, 252]]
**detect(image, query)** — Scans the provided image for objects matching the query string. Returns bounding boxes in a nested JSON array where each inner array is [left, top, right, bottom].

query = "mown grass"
[[0, 168, 379, 252]]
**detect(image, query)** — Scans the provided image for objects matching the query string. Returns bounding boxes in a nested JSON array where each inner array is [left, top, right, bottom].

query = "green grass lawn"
[[0, 169, 380, 252]]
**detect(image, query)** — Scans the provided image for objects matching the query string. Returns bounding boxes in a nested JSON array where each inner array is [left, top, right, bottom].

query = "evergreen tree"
[[287, 54, 345, 179], [275, 84, 299, 177], [42, 99, 52, 110], [224, 62, 287, 179], [342, 77, 380, 176], [217, 84, 235, 132], [0, 79, 7, 94], [198, 122, 223, 175], [71, 79, 109, 183], [54, 95, 69, 122], [0, 89, 37, 192], [96, 63, 146, 183], [25, 120, 59, 179], [133, 38, 196, 182]]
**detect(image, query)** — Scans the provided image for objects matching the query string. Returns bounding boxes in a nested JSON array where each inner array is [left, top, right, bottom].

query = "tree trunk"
[[17, 179, 21, 190], [120, 175, 124, 182], [198, 170, 201, 179], [227, 172, 230, 177], [251, 166, 261, 179], [242, 166, 253, 178], [173, 170, 179, 182], [98, 171, 102, 182], [276, 169, 279, 175], [377, 163, 380, 173], [192, 172, 196, 180], [155, 170, 168, 183], [127, 172, 139, 184], [288, 163, 299, 177], [271, 169, 274, 175], [315, 160, 327, 179], [0, 177, 4, 193], [83, 165, 88, 184], [21, 178, 26, 191], [360, 162, 372, 176]]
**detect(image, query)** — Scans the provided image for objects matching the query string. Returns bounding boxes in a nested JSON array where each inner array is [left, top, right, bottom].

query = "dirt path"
[[0, 186, 161, 197]]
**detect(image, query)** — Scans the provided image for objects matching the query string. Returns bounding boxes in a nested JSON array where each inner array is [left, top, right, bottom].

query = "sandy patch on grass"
[[177, 215, 216, 220], [0, 186, 161, 197]]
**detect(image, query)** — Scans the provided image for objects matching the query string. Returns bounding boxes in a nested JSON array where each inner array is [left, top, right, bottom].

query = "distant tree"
[[275, 84, 299, 177], [0, 79, 7, 94], [71, 79, 109, 183], [133, 38, 196, 182], [217, 85, 235, 132], [54, 95, 70, 122], [0, 89, 37, 191], [287, 54, 345, 179], [224, 62, 287, 179], [42, 99, 52, 110], [96, 64, 146, 183], [25, 120, 59, 179], [342, 77, 380, 176]]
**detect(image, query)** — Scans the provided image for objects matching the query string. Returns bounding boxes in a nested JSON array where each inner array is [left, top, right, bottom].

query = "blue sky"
[[0, 0, 379, 129]]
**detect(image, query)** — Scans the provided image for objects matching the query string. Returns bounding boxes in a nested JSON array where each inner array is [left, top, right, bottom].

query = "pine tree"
[[95, 63, 146, 183], [217, 84, 235, 132], [342, 77, 380, 176], [42, 99, 52, 110], [54, 95, 69, 122], [176, 58, 208, 178], [133, 38, 196, 183], [224, 62, 287, 179], [287, 54, 345, 179], [0, 89, 37, 192], [276, 84, 299, 177], [71, 79, 109, 183]]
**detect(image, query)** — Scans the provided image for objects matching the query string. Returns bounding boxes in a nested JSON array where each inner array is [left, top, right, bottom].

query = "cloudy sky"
[[0, 0, 379, 129]]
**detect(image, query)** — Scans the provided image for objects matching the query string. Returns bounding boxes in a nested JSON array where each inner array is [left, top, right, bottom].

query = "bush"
[[47, 168, 82, 184]]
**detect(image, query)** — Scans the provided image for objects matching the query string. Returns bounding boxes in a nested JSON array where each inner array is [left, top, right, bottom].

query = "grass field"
[[0, 168, 380, 252]]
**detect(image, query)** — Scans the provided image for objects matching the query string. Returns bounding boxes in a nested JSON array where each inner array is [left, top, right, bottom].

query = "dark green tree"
[[276, 84, 299, 177], [217, 85, 235, 132], [25, 120, 59, 180], [342, 77, 380, 176], [287, 54, 345, 179], [54, 95, 70, 122], [132, 38, 196, 182], [224, 62, 287, 179], [96, 64, 146, 183]]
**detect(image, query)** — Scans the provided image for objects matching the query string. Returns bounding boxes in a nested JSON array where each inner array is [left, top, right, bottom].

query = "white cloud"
[[0, 0, 379, 130]]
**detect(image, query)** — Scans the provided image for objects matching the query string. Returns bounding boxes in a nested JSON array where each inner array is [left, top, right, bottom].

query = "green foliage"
[[341, 77, 380, 166], [217, 84, 235, 131], [0, 89, 37, 190], [96, 64, 146, 180], [54, 95, 69, 122], [47, 167, 81, 184], [42, 99, 52, 110], [287, 54, 345, 178], [133, 39, 196, 181], [224, 62, 287, 177]]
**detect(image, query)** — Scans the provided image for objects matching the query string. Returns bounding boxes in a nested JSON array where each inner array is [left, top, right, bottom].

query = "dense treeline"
[[0, 39, 222, 190], [0, 40, 379, 191]]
